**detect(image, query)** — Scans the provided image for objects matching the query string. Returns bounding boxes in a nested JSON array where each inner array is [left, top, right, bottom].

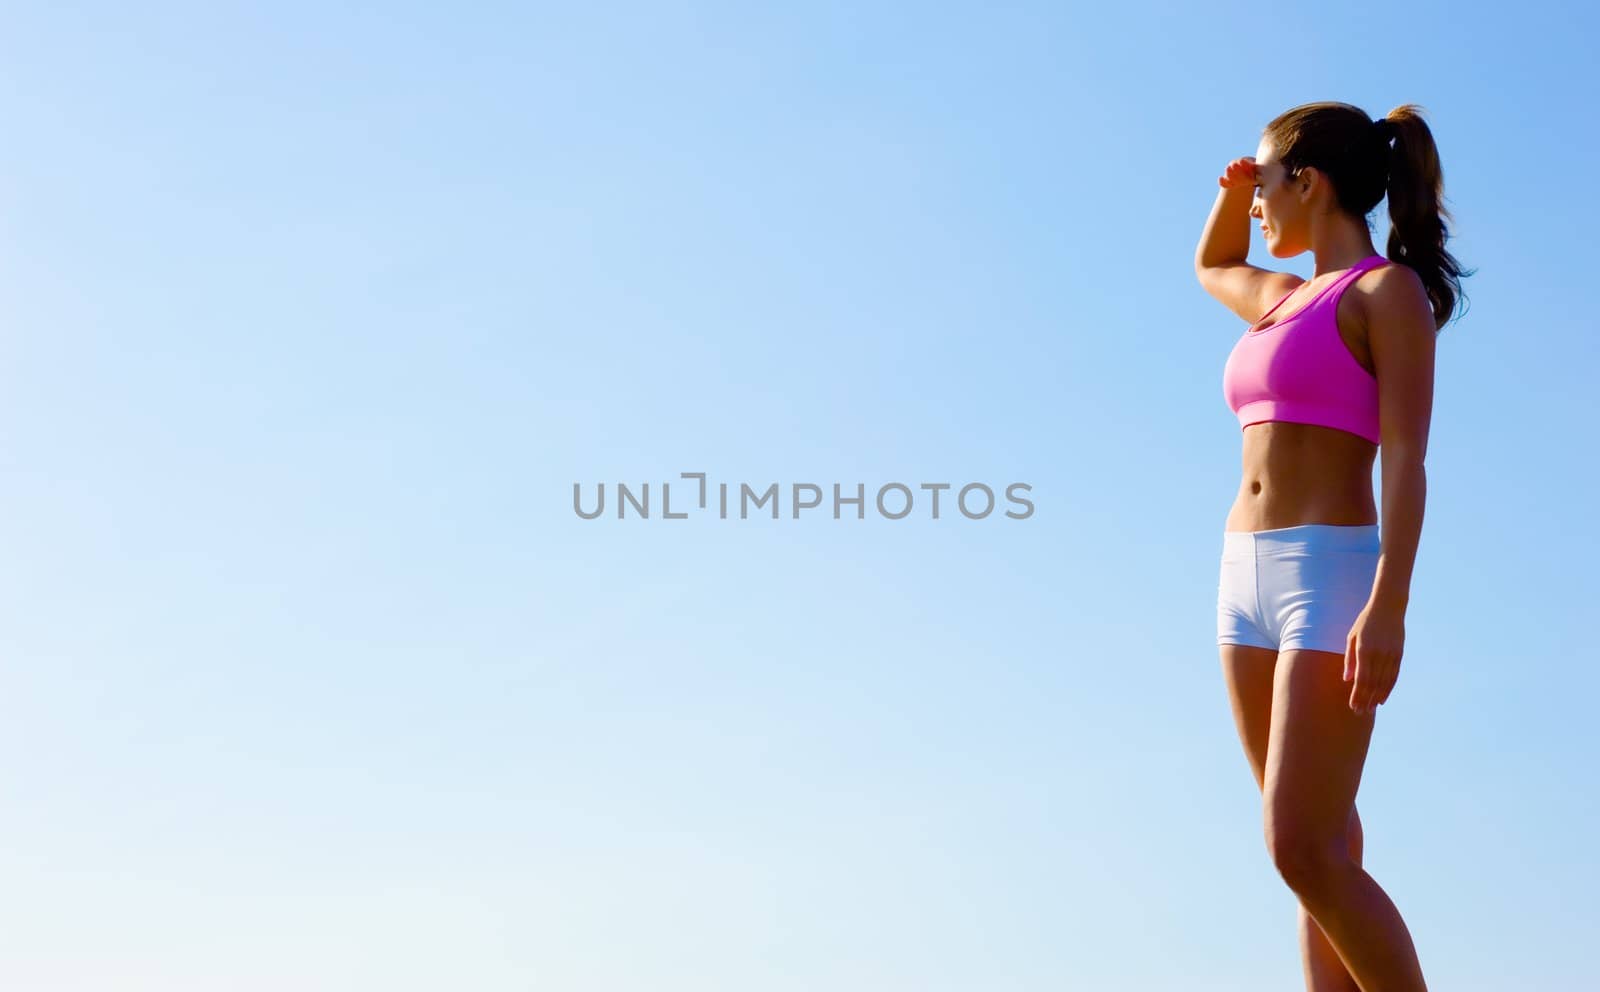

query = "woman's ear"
[[1294, 166, 1319, 202]]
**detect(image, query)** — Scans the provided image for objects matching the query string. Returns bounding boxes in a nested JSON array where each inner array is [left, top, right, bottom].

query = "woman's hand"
[[1218, 156, 1257, 189], [1344, 601, 1406, 716]]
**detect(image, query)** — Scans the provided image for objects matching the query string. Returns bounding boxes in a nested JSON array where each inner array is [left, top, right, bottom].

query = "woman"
[[1193, 102, 1468, 992]]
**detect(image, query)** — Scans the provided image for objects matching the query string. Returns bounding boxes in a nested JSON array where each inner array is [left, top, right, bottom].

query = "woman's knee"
[[1263, 811, 1353, 896]]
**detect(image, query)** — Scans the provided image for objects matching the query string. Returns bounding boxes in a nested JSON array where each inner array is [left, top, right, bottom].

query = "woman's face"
[[1249, 139, 1306, 257]]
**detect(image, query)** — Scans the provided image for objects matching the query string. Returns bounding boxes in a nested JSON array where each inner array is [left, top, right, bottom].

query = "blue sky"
[[1, 2, 1595, 989]]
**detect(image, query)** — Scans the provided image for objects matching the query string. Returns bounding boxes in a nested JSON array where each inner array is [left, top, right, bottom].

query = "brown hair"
[[1264, 101, 1471, 332]]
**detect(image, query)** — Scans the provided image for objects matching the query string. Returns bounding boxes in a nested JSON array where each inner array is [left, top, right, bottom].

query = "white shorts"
[[1216, 523, 1381, 654]]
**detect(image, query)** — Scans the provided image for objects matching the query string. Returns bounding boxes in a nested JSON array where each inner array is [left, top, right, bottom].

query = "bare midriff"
[[1225, 421, 1378, 532]]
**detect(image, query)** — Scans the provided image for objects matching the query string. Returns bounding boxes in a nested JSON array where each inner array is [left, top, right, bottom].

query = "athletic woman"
[[1193, 102, 1468, 992]]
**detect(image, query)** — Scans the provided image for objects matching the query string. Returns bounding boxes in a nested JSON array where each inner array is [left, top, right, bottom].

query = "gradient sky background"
[[2, 2, 1595, 990]]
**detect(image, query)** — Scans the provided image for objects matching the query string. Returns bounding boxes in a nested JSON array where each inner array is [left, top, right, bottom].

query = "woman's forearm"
[[1372, 456, 1426, 610], [1195, 184, 1256, 269]]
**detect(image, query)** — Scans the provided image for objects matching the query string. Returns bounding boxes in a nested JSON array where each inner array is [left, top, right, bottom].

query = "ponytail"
[[1379, 105, 1472, 332]]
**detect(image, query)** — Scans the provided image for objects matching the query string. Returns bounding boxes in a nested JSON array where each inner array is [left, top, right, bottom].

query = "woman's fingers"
[[1348, 650, 1401, 715], [1349, 650, 1375, 713], [1348, 662, 1369, 714], [1219, 156, 1259, 189]]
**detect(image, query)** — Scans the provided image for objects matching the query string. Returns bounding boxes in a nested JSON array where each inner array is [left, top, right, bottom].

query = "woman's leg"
[[1264, 649, 1428, 992], [1299, 805, 1363, 992], [1219, 644, 1277, 789], [1222, 644, 1364, 991]]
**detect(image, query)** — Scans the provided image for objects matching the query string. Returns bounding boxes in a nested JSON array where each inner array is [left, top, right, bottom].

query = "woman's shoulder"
[[1348, 258, 1435, 338], [1353, 256, 1427, 299]]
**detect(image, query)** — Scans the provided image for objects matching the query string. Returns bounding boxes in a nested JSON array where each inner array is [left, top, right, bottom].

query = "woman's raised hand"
[[1218, 156, 1258, 190]]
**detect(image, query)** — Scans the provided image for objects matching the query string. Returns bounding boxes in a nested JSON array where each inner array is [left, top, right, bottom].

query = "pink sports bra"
[[1221, 253, 1388, 445]]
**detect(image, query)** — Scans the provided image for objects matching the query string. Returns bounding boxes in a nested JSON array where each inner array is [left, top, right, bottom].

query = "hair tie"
[[1373, 117, 1395, 141]]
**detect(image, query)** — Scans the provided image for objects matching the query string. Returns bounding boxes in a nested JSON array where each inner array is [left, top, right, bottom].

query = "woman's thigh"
[[1264, 648, 1376, 847], [1220, 644, 1368, 864], [1219, 643, 1278, 791]]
